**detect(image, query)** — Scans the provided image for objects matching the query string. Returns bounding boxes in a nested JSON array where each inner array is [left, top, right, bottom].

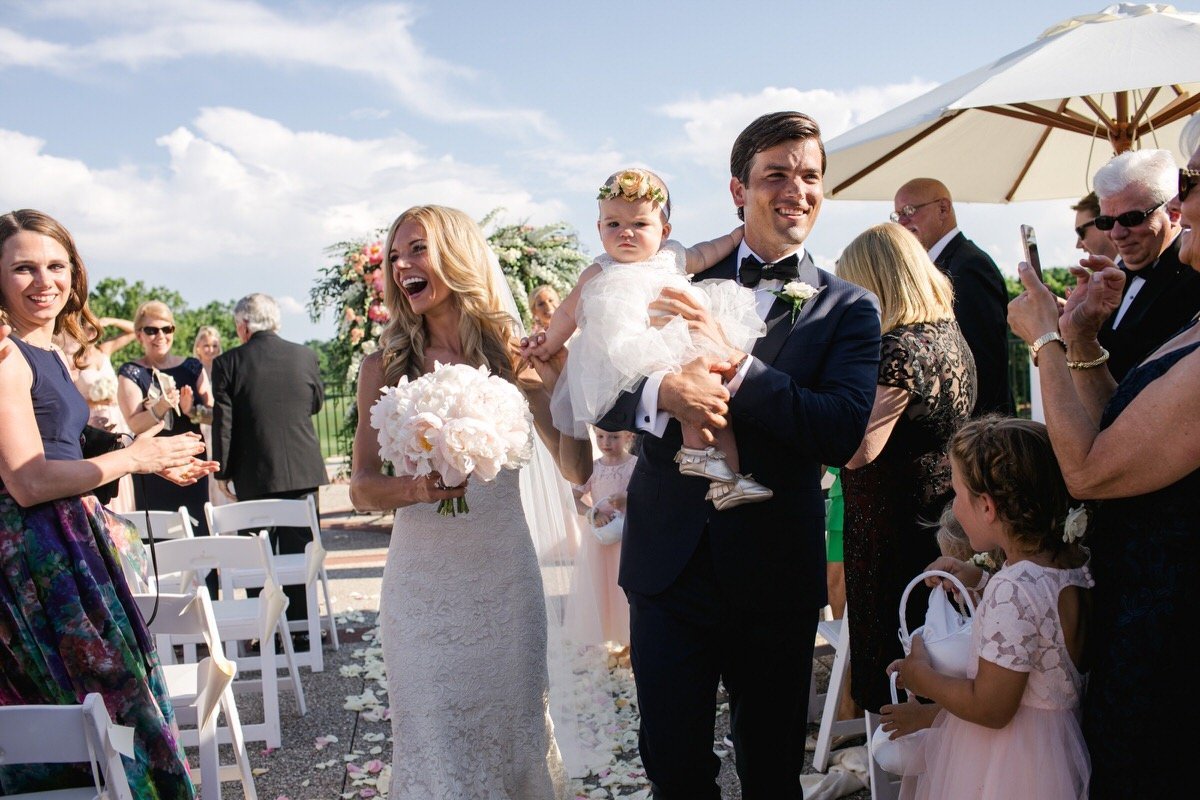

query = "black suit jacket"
[[212, 331, 328, 498], [1099, 235, 1200, 383], [936, 232, 1013, 415], [599, 252, 881, 610]]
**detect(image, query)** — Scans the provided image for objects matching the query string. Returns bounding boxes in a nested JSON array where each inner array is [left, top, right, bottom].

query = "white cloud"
[[0, 109, 567, 339], [659, 81, 938, 175], [2, 0, 556, 137]]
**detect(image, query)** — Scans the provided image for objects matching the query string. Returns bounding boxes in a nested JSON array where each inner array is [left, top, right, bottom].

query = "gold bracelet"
[[1067, 346, 1110, 370], [1029, 331, 1065, 366]]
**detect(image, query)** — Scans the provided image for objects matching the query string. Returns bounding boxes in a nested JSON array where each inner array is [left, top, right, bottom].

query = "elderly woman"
[[0, 209, 214, 797], [1007, 146, 1200, 799], [117, 301, 215, 536], [836, 223, 977, 717]]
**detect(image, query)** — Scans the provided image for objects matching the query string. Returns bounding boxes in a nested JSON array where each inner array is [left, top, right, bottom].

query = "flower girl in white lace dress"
[[523, 168, 770, 509], [886, 417, 1092, 800]]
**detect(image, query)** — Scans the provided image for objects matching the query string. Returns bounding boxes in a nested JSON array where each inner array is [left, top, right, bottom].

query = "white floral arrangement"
[[87, 374, 118, 405], [369, 362, 533, 516], [1063, 505, 1089, 544], [771, 280, 819, 323]]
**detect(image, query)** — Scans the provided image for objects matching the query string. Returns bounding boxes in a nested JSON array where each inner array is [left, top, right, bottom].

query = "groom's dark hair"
[[730, 111, 826, 185]]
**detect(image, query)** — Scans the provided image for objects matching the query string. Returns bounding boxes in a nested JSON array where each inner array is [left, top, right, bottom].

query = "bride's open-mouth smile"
[[401, 275, 430, 298]]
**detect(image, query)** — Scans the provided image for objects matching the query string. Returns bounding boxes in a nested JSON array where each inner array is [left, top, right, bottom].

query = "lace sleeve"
[[661, 240, 688, 273], [877, 330, 919, 393], [976, 573, 1037, 673]]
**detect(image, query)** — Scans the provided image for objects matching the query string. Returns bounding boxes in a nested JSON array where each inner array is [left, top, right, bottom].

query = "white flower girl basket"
[[871, 569, 977, 776], [898, 569, 976, 678], [588, 509, 624, 546]]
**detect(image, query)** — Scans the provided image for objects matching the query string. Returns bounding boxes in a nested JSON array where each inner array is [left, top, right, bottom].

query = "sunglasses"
[[1093, 202, 1164, 231], [140, 325, 176, 336], [1074, 219, 1097, 240], [889, 199, 941, 223], [1180, 167, 1200, 202]]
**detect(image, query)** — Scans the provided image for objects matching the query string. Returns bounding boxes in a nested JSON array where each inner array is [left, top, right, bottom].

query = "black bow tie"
[[739, 253, 800, 287]]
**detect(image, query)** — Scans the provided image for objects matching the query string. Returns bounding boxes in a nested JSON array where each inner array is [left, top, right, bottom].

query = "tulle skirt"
[[901, 705, 1089, 800], [551, 261, 764, 437]]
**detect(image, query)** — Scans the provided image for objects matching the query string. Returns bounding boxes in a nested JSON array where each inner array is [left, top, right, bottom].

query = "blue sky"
[[0, 1, 1160, 341]]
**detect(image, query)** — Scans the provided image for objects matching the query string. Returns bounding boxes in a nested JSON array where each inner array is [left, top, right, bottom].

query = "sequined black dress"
[[1083, 340, 1200, 799], [842, 320, 976, 712]]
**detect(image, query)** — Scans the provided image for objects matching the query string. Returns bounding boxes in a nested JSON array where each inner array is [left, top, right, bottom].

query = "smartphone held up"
[[1020, 224, 1043, 281]]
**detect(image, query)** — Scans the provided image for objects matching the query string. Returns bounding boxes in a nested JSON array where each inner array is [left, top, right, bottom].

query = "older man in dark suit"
[[599, 112, 881, 799], [212, 293, 328, 629], [1092, 149, 1200, 382], [893, 178, 1014, 415]]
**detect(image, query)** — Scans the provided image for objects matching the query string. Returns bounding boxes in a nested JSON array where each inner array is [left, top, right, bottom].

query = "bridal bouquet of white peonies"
[[369, 362, 534, 516]]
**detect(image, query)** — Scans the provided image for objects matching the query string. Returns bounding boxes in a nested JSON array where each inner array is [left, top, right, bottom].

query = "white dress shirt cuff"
[[724, 354, 755, 396], [636, 371, 671, 437]]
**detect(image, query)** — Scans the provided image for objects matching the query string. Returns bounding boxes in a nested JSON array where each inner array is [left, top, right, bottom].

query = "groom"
[[599, 112, 881, 798]]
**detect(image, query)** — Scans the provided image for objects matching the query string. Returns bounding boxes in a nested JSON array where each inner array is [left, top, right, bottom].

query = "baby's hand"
[[519, 330, 560, 362]]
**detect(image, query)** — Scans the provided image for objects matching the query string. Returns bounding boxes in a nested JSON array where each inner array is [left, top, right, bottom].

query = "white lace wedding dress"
[[380, 467, 570, 799]]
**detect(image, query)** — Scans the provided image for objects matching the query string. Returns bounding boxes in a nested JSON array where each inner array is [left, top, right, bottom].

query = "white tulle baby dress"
[[550, 240, 765, 437]]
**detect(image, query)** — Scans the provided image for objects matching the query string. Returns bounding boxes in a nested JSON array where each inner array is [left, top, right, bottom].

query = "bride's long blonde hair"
[[378, 205, 520, 385]]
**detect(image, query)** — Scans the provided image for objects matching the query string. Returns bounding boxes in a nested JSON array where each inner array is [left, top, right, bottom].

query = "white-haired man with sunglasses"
[[1094, 148, 1200, 381]]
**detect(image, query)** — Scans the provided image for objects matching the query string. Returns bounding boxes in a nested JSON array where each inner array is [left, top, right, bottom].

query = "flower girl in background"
[[884, 416, 1092, 800], [571, 428, 637, 653], [523, 168, 770, 509], [60, 317, 139, 511]]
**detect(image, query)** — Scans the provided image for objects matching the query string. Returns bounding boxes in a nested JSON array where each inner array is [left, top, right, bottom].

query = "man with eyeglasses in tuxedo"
[[892, 178, 1013, 415], [1093, 149, 1200, 382]]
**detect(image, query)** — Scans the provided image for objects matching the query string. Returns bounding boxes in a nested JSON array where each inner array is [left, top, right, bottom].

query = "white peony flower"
[[1063, 505, 1089, 544], [368, 362, 532, 515]]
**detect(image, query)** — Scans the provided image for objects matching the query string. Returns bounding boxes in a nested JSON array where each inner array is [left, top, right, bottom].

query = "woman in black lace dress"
[[837, 223, 977, 714], [1008, 146, 1200, 799]]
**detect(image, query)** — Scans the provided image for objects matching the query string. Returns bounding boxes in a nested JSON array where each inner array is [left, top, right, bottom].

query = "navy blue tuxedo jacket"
[[599, 251, 881, 610]]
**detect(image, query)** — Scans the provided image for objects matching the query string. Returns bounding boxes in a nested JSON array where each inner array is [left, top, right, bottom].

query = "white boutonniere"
[[770, 280, 819, 323], [1063, 505, 1089, 544]]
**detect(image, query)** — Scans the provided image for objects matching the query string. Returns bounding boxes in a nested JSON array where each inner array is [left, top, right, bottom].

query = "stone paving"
[[186, 482, 870, 799]]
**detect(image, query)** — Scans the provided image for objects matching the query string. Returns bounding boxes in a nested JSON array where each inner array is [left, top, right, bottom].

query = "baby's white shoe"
[[675, 446, 737, 482], [707, 474, 773, 511]]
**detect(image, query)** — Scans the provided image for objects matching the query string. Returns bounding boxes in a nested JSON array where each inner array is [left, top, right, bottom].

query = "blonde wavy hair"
[[837, 222, 955, 333], [133, 300, 176, 329], [378, 205, 520, 385]]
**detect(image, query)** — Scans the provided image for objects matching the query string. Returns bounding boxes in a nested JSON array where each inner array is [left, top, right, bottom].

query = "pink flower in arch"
[[365, 240, 384, 265]]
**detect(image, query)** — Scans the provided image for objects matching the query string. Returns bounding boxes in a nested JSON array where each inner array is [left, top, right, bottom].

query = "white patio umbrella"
[[825, 3, 1200, 202]]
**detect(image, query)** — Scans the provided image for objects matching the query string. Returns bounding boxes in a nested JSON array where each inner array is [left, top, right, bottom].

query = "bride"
[[349, 205, 599, 798]]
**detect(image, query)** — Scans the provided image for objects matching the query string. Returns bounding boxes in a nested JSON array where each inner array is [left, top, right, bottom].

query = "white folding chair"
[[152, 533, 306, 748], [0, 693, 135, 800], [133, 589, 257, 800], [865, 709, 903, 800], [205, 496, 339, 672], [115, 506, 196, 595], [810, 611, 860, 772]]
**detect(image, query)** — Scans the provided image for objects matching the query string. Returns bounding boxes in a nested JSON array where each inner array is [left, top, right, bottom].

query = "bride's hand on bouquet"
[[410, 472, 468, 506]]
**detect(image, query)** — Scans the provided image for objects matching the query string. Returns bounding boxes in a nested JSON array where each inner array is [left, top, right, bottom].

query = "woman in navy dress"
[[0, 209, 216, 797]]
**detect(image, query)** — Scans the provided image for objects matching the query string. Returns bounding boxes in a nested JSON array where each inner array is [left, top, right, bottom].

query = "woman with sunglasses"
[[1007, 148, 1200, 799], [117, 301, 216, 537]]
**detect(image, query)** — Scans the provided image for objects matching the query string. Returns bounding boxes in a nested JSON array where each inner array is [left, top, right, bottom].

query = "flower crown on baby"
[[597, 169, 670, 216]]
